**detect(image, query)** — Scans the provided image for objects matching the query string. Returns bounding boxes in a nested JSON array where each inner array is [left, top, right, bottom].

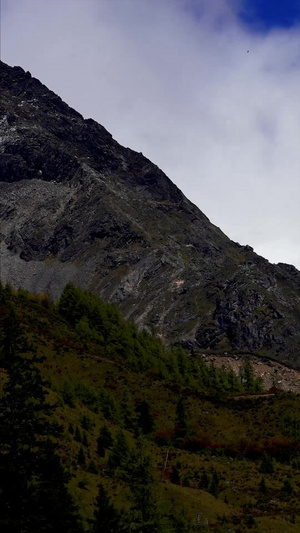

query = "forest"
[[1, 281, 300, 532]]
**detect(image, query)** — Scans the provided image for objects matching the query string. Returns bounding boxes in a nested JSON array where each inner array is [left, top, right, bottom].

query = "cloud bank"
[[2, 0, 300, 267]]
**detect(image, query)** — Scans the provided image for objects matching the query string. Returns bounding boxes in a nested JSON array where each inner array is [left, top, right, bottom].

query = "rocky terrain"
[[202, 352, 300, 393], [1, 60, 300, 366]]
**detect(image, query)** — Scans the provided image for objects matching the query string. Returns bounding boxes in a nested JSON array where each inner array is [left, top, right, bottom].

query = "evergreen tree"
[[75, 426, 82, 443], [99, 388, 119, 421], [259, 453, 274, 474], [82, 431, 89, 447], [281, 478, 294, 497], [239, 359, 255, 391], [0, 307, 83, 532], [200, 469, 210, 489], [259, 476, 268, 494], [136, 400, 155, 434], [108, 429, 129, 472], [121, 447, 161, 533], [77, 446, 86, 466], [97, 424, 113, 457], [170, 465, 181, 485], [209, 469, 220, 497], [92, 483, 120, 533], [174, 396, 189, 444], [120, 389, 136, 431]]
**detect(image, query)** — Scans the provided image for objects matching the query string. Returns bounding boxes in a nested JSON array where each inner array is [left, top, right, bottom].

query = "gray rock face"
[[1, 60, 300, 365]]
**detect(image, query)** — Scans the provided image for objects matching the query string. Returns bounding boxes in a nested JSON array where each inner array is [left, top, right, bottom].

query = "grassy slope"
[[1, 288, 300, 532]]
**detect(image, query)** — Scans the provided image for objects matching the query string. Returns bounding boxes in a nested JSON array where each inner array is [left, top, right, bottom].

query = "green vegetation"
[[1, 282, 300, 532]]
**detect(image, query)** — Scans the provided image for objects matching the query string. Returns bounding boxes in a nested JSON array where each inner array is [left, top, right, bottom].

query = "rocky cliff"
[[1, 61, 300, 365]]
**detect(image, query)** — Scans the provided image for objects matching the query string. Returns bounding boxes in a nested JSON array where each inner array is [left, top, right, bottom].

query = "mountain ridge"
[[1, 60, 300, 365]]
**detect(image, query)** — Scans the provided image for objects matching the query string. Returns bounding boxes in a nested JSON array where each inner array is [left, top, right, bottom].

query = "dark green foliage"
[[120, 388, 136, 431], [75, 426, 82, 443], [99, 388, 119, 422], [57, 283, 262, 394], [62, 378, 77, 407], [281, 478, 294, 497], [92, 483, 120, 533], [259, 453, 274, 474], [174, 396, 189, 443], [82, 431, 89, 447], [136, 400, 155, 434], [239, 359, 263, 392], [283, 412, 300, 440], [97, 424, 114, 457], [121, 446, 162, 533], [0, 306, 82, 532], [182, 471, 192, 487], [209, 468, 220, 497], [200, 469, 210, 489], [170, 465, 181, 485], [169, 507, 192, 533], [58, 283, 167, 373], [74, 380, 98, 409], [87, 460, 98, 474], [259, 476, 268, 493], [108, 429, 130, 472], [77, 446, 86, 466], [244, 514, 256, 527], [80, 413, 94, 431]]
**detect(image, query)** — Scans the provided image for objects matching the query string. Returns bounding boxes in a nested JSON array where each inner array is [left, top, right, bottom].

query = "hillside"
[[1, 61, 300, 366], [1, 283, 300, 532]]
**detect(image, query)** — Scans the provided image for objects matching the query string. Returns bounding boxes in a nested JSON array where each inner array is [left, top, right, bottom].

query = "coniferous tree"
[[121, 447, 161, 533], [92, 483, 120, 533], [120, 389, 136, 431], [108, 429, 129, 472], [82, 431, 89, 447], [75, 426, 82, 443], [136, 400, 155, 434], [259, 476, 268, 494], [170, 465, 181, 485], [97, 424, 113, 457], [174, 396, 189, 444], [259, 453, 274, 474], [77, 446, 86, 466], [0, 307, 83, 532]]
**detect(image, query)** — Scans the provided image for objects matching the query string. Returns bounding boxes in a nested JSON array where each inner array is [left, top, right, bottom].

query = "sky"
[[1, 0, 300, 268]]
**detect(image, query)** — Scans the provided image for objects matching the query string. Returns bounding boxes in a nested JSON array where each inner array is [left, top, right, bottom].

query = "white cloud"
[[2, 0, 300, 267]]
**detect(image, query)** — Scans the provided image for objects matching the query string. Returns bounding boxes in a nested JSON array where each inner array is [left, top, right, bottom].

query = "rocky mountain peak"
[[1, 60, 300, 366]]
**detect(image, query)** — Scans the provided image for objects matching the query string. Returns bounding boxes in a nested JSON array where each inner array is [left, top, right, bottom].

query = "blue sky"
[[2, 0, 300, 269], [239, 0, 300, 30]]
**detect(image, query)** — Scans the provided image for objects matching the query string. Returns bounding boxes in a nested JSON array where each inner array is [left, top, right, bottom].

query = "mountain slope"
[[1, 60, 300, 365]]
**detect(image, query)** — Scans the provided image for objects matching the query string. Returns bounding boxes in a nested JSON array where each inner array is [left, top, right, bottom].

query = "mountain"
[[1, 60, 300, 365]]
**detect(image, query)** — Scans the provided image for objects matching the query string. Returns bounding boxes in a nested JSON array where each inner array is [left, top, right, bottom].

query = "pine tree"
[[92, 483, 120, 533], [259, 453, 274, 474], [82, 431, 89, 447], [200, 469, 210, 489], [108, 429, 129, 472], [77, 446, 86, 466], [0, 306, 83, 532], [209, 469, 220, 497], [75, 426, 82, 443], [174, 396, 189, 444], [239, 359, 255, 391], [97, 424, 113, 457], [259, 476, 268, 494], [170, 465, 181, 485], [136, 400, 155, 434], [120, 389, 136, 431], [121, 447, 162, 533]]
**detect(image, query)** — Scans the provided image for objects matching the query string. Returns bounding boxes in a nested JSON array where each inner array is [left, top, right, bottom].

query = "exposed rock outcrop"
[[1, 61, 300, 365]]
